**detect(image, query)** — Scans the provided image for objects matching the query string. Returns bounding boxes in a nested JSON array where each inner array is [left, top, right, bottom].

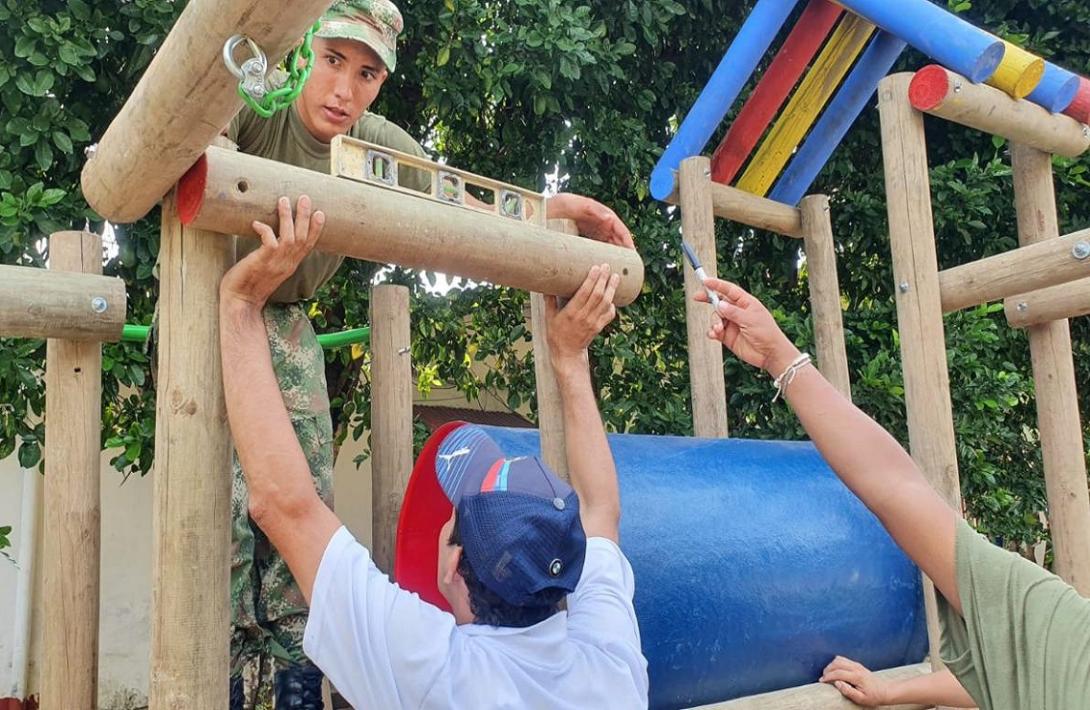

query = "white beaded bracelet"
[[772, 352, 812, 403]]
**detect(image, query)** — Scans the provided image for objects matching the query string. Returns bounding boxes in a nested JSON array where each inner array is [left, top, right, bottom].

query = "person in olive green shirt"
[[695, 278, 1090, 710], [225, 2, 638, 708]]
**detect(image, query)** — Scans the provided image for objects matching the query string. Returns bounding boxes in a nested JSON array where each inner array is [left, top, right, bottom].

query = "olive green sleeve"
[[937, 518, 1090, 710]]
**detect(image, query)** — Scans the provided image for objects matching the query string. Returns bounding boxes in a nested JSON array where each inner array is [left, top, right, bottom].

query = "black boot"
[[230, 674, 245, 710], [274, 662, 325, 709]]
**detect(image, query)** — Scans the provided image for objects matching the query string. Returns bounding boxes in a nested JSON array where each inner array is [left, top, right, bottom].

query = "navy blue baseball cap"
[[395, 422, 586, 609]]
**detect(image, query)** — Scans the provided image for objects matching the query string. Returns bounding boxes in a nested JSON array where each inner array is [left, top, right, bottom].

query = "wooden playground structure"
[[2, 0, 1090, 707]]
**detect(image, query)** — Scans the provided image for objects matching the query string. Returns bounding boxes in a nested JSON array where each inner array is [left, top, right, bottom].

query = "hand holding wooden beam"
[[178, 147, 645, 305]]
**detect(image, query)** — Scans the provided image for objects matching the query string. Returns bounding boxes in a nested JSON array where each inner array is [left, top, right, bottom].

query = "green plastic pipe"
[[120, 324, 370, 349]]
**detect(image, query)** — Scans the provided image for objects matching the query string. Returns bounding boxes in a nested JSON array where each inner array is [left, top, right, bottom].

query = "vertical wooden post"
[[878, 74, 962, 670], [800, 195, 852, 398], [41, 230, 103, 710], [1010, 142, 1090, 595], [680, 156, 730, 438], [528, 218, 577, 477], [370, 284, 412, 573], [150, 190, 235, 708]]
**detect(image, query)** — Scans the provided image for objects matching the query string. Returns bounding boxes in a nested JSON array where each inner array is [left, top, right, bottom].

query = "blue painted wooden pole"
[[770, 32, 906, 207], [649, 0, 800, 201], [1027, 61, 1080, 113], [834, 0, 1003, 83]]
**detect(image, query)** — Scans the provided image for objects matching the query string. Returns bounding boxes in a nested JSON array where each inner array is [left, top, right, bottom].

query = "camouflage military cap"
[[318, 0, 404, 72]]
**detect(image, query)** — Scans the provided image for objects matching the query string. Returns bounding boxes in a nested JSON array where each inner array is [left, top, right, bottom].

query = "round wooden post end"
[[176, 153, 208, 225]]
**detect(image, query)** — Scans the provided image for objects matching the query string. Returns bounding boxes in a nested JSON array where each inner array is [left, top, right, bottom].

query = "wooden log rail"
[[1005, 275, 1090, 328], [692, 663, 931, 710], [80, 0, 333, 223], [0, 264, 126, 341], [177, 146, 645, 305], [666, 181, 804, 238], [938, 228, 1090, 313], [907, 66, 1090, 158]]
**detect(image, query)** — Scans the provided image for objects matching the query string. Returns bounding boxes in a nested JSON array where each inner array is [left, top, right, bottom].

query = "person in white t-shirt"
[[219, 195, 650, 709]]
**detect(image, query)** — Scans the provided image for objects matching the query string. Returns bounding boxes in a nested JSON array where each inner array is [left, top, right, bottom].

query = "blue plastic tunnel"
[[399, 425, 929, 709]]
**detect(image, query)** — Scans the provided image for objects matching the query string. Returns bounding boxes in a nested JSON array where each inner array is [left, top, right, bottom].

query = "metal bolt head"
[[1017, 301, 1029, 313], [953, 81, 963, 94], [1073, 241, 1090, 260], [91, 296, 108, 313], [898, 281, 910, 294], [84, 143, 97, 159], [1083, 125, 1090, 138]]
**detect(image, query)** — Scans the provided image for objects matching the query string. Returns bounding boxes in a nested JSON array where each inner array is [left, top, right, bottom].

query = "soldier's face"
[[297, 37, 388, 143]]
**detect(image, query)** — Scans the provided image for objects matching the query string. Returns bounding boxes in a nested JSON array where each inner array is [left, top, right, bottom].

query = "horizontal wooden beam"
[[667, 181, 804, 238], [907, 66, 1090, 158], [80, 0, 332, 223], [0, 264, 126, 341], [1006, 275, 1090, 328], [180, 147, 645, 305], [690, 663, 931, 710], [939, 228, 1090, 313]]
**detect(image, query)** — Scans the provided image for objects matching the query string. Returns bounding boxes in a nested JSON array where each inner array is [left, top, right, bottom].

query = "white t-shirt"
[[303, 527, 649, 709]]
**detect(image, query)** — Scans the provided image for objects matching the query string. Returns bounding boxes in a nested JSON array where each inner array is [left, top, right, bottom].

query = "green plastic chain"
[[238, 21, 321, 119]]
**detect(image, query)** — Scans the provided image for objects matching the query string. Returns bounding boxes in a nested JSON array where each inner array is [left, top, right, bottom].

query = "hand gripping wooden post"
[[878, 73, 962, 670], [370, 284, 413, 573], [1010, 143, 1090, 595], [680, 157, 729, 438], [800, 196, 851, 398], [697, 662, 931, 709], [529, 218, 579, 478], [79, 0, 334, 223], [150, 161, 236, 706], [41, 231, 106, 710]]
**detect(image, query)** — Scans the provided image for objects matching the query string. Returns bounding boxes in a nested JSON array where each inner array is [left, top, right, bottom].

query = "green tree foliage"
[[1, 0, 1087, 563]]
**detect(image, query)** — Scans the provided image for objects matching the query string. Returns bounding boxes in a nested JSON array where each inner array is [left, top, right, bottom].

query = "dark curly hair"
[[448, 513, 566, 628]]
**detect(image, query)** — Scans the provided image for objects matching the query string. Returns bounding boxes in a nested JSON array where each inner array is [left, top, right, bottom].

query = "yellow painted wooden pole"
[[985, 41, 1045, 100], [737, 14, 875, 197]]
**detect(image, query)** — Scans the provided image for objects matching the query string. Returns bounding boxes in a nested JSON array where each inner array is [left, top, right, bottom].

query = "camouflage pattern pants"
[[231, 303, 333, 709]]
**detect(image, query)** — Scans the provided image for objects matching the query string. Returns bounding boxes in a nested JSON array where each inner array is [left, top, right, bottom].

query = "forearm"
[[554, 358, 621, 540], [219, 300, 321, 517], [780, 361, 961, 612], [885, 669, 975, 707]]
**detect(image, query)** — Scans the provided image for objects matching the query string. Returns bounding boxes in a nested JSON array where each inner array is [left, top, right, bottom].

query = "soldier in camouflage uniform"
[[227, 1, 635, 707], [228, 2, 412, 708], [231, 304, 335, 710]]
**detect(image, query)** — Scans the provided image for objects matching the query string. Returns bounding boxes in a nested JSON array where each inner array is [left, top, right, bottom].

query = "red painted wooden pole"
[[710, 0, 843, 185]]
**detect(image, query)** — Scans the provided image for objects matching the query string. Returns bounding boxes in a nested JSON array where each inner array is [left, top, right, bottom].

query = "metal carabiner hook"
[[222, 35, 269, 98]]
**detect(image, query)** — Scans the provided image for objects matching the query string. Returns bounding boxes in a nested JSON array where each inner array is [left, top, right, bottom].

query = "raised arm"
[[821, 657, 975, 708], [220, 195, 341, 603], [698, 278, 962, 614], [544, 264, 623, 542]]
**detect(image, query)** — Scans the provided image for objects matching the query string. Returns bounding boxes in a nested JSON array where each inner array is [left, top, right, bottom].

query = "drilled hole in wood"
[[622, 268, 629, 276], [237, 180, 249, 193], [74, 367, 82, 373]]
